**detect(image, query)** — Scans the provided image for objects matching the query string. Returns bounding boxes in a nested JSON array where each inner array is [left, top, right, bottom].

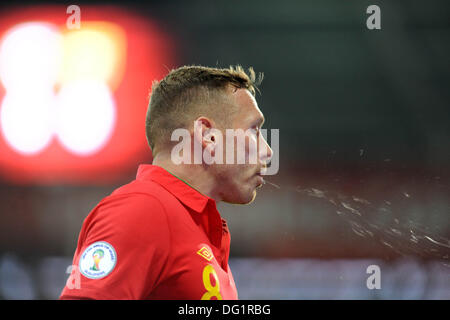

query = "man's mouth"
[[255, 172, 264, 186]]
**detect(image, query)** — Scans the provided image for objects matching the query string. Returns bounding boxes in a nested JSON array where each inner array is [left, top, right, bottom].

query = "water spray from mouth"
[[263, 179, 281, 189], [261, 177, 449, 267], [294, 186, 450, 266]]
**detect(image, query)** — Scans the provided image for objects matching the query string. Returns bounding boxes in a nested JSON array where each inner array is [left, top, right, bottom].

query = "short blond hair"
[[145, 65, 263, 155]]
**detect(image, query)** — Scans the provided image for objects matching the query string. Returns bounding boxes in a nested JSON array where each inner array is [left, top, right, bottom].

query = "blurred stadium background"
[[0, 0, 449, 299]]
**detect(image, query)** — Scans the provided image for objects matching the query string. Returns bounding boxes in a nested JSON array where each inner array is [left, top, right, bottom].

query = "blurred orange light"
[[59, 22, 126, 90]]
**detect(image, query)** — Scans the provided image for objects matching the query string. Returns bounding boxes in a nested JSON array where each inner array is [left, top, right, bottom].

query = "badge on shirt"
[[197, 246, 214, 262], [79, 241, 117, 279]]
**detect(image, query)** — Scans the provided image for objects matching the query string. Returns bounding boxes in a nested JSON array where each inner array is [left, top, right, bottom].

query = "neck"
[[152, 151, 222, 202]]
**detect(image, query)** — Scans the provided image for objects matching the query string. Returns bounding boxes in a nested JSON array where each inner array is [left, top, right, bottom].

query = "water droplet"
[[264, 179, 281, 189], [381, 240, 394, 248], [328, 198, 338, 206], [341, 202, 361, 216], [424, 236, 450, 249], [352, 196, 370, 205]]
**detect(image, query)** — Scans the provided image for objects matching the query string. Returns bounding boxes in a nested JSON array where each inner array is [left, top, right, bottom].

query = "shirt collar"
[[136, 164, 212, 213]]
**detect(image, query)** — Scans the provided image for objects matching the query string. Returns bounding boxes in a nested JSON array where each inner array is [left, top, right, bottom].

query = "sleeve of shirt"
[[60, 193, 171, 300]]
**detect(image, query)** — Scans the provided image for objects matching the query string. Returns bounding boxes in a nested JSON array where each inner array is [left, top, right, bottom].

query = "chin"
[[226, 190, 257, 205], [247, 190, 257, 204]]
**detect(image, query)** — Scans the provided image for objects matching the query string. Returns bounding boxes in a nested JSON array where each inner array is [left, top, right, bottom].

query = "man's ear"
[[193, 117, 215, 149]]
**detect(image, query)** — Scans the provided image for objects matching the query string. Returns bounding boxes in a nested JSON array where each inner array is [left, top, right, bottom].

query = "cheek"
[[236, 166, 256, 185], [237, 134, 259, 164], [248, 136, 258, 161], [220, 165, 249, 185]]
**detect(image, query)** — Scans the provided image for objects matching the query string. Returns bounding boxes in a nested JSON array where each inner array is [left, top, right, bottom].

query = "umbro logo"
[[197, 246, 214, 261]]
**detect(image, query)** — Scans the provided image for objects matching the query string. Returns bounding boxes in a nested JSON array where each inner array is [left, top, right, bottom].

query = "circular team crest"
[[79, 241, 117, 279]]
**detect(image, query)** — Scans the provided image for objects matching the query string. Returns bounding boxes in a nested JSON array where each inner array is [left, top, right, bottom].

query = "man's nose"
[[259, 135, 273, 163]]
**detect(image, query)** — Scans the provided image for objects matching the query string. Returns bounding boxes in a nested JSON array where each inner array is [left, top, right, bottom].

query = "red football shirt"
[[60, 164, 238, 300]]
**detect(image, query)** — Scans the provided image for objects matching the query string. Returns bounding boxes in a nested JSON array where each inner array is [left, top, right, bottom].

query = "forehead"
[[229, 88, 264, 125]]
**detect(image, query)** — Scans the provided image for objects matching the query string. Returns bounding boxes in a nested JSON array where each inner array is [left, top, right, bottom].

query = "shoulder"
[[81, 191, 171, 245], [102, 191, 167, 223], [106, 178, 186, 218], [110, 178, 169, 200]]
